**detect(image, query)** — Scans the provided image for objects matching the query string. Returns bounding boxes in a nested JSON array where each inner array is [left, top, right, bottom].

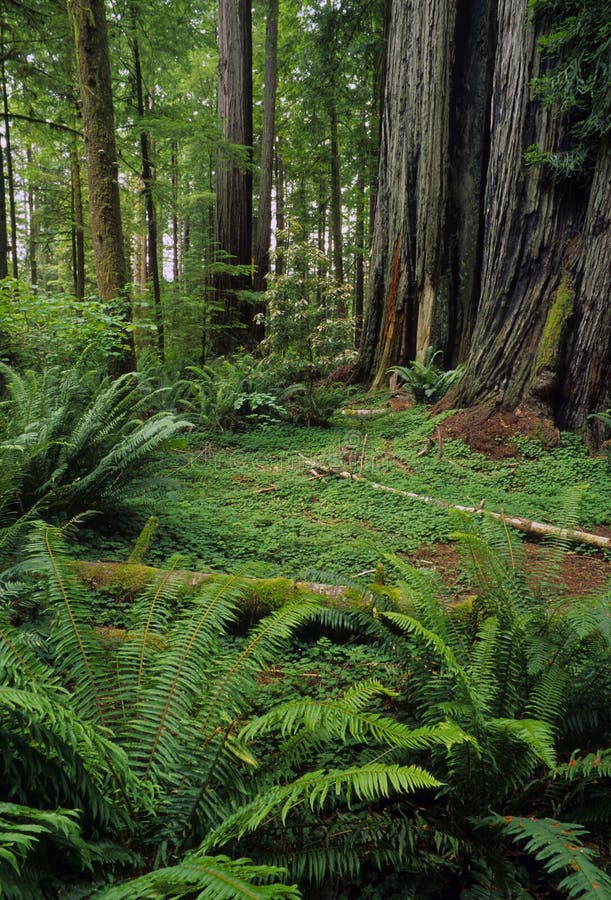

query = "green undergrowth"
[[73, 400, 610, 582]]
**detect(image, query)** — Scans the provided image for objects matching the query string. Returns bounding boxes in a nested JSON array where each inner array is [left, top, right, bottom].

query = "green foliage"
[[388, 348, 464, 403], [174, 356, 286, 431], [95, 854, 301, 899], [527, 0, 611, 177], [0, 279, 134, 370], [490, 814, 611, 898], [0, 361, 186, 537], [262, 220, 356, 367], [1, 526, 459, 895]]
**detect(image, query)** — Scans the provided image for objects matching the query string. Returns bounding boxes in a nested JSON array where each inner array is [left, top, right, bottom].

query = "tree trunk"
[[214, 0, 253, 355], [253, 0, 278, 297], [274, 136, 285, 276], [69, 134, 86, 300], [558, 140, 611, 441], [0, 144, 7, 280], [329, 101, 344, 290], [354, 166, 366, 346], [68, 0, 135, 373], [131, 18, 163, 359], [451, 0, 591, 419], [358, 0, 459, 387], [171, 142, 179, 285], [360, 0, 607, 441], [1, 34, 18, 279]]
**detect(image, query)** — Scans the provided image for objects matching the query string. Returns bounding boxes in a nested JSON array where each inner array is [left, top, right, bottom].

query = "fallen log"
[[300, 457, 611, 551], [73, 560, 405, 614]]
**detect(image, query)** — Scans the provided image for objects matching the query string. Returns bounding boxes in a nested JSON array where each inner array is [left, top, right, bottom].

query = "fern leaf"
[[94, 853, 301, 899], [489, 814, 611, 898]]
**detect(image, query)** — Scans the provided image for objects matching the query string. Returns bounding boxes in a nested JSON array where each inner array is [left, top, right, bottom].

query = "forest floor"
[[78, 395, 610, 600]]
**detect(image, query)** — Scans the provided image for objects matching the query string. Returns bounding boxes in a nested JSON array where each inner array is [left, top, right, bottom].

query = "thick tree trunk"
[[451, 0, 592, 421], [360, 0, 608, 441], [559, 141, 611, 441], [214, 0, 253, 355], [253, 0, 278, 297], [359, 0, 459, 387], [68, 0, 135, 373], [359, 0, 495, 384]]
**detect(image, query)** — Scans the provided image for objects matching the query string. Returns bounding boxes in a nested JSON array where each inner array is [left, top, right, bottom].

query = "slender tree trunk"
[[131, 13, 163, 358], [253, 0, 278, 296], [171, 142, 179, 285], [68, 0, 135, 373], [26, 146, 37, 284], [69, 135, 86, 299], [1, 35, 18, 279], [0, 144, 7, 279], [274, 136, 285, 276], [329, 101, 344, 288], [214, 0, 253, 355], [354, 166, 365, 345]]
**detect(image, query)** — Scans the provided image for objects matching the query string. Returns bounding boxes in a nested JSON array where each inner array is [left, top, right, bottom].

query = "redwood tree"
[[359, 0, 610, 436], [214, 0, 253, 355]]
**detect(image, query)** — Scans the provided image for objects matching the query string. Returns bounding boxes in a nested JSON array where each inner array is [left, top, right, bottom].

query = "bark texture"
[[214, 0, 253, 354], [68, 0, 135, 372], [361, 0, 610, 437], [360, 0, 476, 388]]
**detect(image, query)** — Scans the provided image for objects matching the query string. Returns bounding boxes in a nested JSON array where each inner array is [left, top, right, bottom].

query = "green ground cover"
[[75, 399, 610, 580]]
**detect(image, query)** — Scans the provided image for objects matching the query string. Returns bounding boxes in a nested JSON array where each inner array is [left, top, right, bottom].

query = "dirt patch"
[[436, 404, 560, 460], [412, 541, 609, 600]]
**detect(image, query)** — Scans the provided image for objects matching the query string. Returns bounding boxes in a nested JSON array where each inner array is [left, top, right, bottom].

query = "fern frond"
[[95, 853, 301, 899], [487, 718, 557, 768], [489, 814, 611, 898], [239, 686, 473, 755], [203, 763, 442, 852]]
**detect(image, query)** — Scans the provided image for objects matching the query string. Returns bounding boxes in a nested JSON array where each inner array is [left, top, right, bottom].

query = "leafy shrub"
[[281, 379, 346, 426], [0, 278, 133, 370], [262, 219, 356, 369], [388, 348, 463, 403], [174, 355, 287, 431]]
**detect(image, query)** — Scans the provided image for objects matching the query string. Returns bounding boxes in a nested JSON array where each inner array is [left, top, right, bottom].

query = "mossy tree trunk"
[[68, 0, 135, 374]]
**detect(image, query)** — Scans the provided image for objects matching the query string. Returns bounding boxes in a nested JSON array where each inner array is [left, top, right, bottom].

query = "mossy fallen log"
[[73, 560, 406, 617]]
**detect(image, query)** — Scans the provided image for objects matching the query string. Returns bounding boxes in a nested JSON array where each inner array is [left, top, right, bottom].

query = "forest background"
[[0, 0, 610, 897]]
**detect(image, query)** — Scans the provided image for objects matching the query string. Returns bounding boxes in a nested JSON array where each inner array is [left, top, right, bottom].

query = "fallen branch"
[[300, 457, 611, 551]]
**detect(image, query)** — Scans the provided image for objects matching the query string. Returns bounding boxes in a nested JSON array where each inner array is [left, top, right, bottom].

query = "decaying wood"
[[300, 457, 611, 551], [73, 560, 398, 612]]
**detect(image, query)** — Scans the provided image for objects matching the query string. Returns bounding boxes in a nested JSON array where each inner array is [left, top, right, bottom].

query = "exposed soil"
[[413, 541, 610, 600], [436, 404, 560, 460]]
